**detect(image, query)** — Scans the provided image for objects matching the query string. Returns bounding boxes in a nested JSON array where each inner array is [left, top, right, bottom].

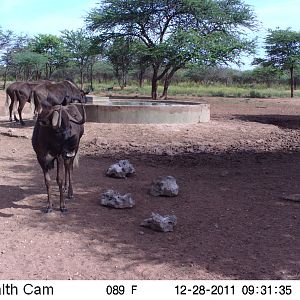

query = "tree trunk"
[[161, 67, 180, 100], [151, 66, 159, 100], [290, 67, 294, 98], [89, 63, 93, 91], [80, 68, 84, 90], [49, 65, 53, 79], [138, 67, 145, 88], [116, 70, 125, 90], [45, 63, 49, 79], [122, 70, 127, 89], [3, 67, 8, 89], [161, 76, 171, 100]]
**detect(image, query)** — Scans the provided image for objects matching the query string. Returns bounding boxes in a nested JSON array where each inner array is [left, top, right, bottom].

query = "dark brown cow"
[[5, 81, 45, 125], [32, 80, 88, 115], [32, 101, 86, 213]]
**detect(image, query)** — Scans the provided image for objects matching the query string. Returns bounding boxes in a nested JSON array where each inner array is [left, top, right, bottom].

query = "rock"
[[282, 194, 300, 202], [140, 212, 177, 232], [150, 176, 179, 197], [106, 160, 135, 178], [100, 189, 135, 208]]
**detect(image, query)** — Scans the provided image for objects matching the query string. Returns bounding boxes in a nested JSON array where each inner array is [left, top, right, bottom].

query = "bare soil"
[[0, 91, 300, 280]]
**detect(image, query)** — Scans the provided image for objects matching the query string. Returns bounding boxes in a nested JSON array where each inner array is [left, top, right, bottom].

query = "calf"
[[32, 101, 86, 213]]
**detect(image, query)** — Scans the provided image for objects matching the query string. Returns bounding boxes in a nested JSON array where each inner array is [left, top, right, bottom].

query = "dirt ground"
[[0, 91, 300, 280]]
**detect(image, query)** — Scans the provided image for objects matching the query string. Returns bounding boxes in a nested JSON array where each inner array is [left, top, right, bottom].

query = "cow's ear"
[[52, 111, 60, 128]]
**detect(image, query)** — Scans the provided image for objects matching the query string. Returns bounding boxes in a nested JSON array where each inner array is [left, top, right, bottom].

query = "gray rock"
[[282, 194, 300, 202], [100, 189, 135, 208], [150, 176, 179, 197], [106, 160, 135, 178], [140, 212, 177, 232]]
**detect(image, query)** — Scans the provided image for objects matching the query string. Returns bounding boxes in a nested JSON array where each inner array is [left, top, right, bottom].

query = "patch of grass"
[[91, 81, 300, 99]]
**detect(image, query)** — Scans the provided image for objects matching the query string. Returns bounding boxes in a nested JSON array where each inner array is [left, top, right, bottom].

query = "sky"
[[0, 0, 300, 69], [0, 0, 97, 35], [247, 0, 300, 66]]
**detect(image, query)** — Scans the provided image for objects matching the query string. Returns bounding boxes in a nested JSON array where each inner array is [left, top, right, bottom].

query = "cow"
[[5, 81, 49, 125], [32, 100, 86, 213], [32, 80, 88, 115]]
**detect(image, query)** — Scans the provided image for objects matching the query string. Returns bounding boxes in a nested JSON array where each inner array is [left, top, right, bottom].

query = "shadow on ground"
[[4, 146, 299, 280], [234, 114, 300, 130]]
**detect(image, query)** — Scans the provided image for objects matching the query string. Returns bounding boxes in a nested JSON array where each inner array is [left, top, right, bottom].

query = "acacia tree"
[[0, 30, 32, 85], [0, 27, 14, 87], [30, 34, 67, 79], [254, 28, 300, 98], [86, 0, 257, 99], [134, 42, 152, 88], [106, 37, 135, 89], [61, 29, 98, 89], [251, 65, 282, 87], [11, 50, 47, 80], [0, 27, 13, 50]]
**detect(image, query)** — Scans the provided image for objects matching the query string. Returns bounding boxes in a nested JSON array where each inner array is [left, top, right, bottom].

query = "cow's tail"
[[12, 91, 18, 116], [32, 90, 40, 116], [29, 90, 35, 116], [4, 92, 10, 115]]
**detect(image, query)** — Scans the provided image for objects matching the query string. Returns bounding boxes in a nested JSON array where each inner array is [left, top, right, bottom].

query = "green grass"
[[91, 81, 300, 99]]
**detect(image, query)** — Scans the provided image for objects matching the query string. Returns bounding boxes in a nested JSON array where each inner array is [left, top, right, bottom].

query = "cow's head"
[[64, 80, 89, 103], [38, 101, 86, 130], [80, 89, 89, 103], [72, 89, 89, 103]]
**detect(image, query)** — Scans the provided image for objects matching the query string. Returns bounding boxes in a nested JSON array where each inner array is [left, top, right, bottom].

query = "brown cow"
[[5, 80, 51, 125], [32, 80, 88, 115], [32, 101, 86, 213]]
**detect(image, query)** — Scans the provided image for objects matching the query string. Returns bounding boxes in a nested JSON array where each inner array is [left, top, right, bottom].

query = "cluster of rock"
[[100, 160, 179, 232], [140, 213, 177, 232], [149, 175, 179, 197], [100, 189, 135, 209], [106, 159, 135, 178]]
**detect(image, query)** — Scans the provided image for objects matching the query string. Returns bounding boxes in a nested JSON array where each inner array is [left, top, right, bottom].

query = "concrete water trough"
[[82, 96, 210, 124]]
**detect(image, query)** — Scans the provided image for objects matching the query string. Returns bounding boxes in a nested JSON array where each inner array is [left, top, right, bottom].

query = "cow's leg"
[[43, 170, 53, 213], [57, 156, 67, 213], [17, 100, 26, 126], [64, 158, 74, 200], [12, 91, 19, 122], [8, 100, 14, 122], [63, 164, 68, 194]]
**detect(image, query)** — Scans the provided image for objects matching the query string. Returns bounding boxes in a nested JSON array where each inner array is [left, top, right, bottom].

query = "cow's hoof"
[[60, 207, 68, 214], [43, 207, 53, 213]]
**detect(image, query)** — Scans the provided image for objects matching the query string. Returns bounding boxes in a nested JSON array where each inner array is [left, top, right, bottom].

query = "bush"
[[249, 90, 262, 98]]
